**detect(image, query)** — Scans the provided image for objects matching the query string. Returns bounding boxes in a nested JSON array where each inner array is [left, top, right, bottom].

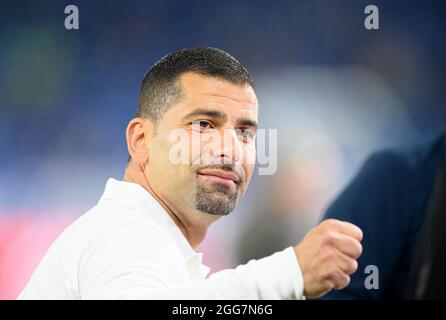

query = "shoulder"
[[49, 200, 178, 265]]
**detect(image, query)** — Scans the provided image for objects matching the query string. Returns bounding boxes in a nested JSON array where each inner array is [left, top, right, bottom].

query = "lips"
[[197, 169, 241, 184]]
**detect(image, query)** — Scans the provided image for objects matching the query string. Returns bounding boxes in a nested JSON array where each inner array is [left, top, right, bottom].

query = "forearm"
[[89, 247, 304, 300]]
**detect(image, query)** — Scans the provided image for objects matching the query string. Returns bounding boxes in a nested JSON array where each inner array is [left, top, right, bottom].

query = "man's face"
[[145, 72, 258, 217]]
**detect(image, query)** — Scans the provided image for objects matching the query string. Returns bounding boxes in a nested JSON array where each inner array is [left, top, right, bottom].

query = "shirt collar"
[[98, 177, 209, 276]]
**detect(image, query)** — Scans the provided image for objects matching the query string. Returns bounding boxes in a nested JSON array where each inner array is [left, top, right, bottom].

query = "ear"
[[126, 117, 154, 167]]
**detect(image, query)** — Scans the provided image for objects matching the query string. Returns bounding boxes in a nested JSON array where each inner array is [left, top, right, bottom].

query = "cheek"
[[243, 143, 256, 170], [149, 147, 194, 192], [244, 163, 255, 183], [151, 138, 172, 166], [148, 138, 185, 185], [240, 144, 256, 191]]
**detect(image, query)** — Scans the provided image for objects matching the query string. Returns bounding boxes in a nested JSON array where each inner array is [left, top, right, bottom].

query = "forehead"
[[175, 72, 259, 117]]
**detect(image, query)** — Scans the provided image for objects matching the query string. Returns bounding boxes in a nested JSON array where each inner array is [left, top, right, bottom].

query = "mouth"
[[197, 169, 241, 186]]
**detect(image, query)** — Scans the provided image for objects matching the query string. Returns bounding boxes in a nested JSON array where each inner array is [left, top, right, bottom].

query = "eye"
[[192, 120, 213, 130], [237, 128, 255, 140]]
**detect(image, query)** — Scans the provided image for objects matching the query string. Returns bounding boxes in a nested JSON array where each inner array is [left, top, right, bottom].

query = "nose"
[[219, 128, 242, 165]]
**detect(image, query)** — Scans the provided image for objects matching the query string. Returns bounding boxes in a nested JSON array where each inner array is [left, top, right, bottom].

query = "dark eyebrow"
[[183, 107, 258, 130], [183, 108, 228, 122]]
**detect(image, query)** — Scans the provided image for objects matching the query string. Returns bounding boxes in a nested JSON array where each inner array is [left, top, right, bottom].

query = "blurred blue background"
[[0, 0, 445, 298]]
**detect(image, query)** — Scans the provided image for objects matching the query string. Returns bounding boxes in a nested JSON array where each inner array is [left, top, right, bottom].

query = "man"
[[319, 133, 446, 299], [19, 47, 363, 299]]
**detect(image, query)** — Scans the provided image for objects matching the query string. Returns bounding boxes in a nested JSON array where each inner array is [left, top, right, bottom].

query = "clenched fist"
[[294, 219, 363, 298]]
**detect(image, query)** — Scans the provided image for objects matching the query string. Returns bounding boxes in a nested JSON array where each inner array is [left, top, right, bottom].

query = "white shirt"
[[18, 178, 304, 300]]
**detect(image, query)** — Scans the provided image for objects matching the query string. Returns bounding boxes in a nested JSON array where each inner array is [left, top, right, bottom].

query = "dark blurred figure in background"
[[406, 157, 446, 299], [319, 132, 446, 299]]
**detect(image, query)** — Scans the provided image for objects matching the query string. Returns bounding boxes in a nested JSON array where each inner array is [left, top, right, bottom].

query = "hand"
[[294, 219, 363, 298]]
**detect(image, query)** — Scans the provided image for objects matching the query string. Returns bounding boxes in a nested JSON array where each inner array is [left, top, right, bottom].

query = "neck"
[[123, 165, 218, 249]]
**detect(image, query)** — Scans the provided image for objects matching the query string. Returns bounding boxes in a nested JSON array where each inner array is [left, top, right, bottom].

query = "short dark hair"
[[136, 47, 254, 121]]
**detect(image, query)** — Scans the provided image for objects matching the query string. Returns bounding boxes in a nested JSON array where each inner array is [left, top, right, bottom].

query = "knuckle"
[[321, 268, 331, 281], [341, 275, 351, 289], [322, 219, 338, 228], [347, 259, 358, 274], [357, 242, 363, 257], [323, 231, 338, 246], [345, 238, 361, 258], [323, 265, 339, 281], [356, 228, 364, 241], [334, 274, 350, 290], [323, 249, 336, 262], [352, 259, 359, 273], [351, 241, 362, 258], [324, 279, 335, 291]]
